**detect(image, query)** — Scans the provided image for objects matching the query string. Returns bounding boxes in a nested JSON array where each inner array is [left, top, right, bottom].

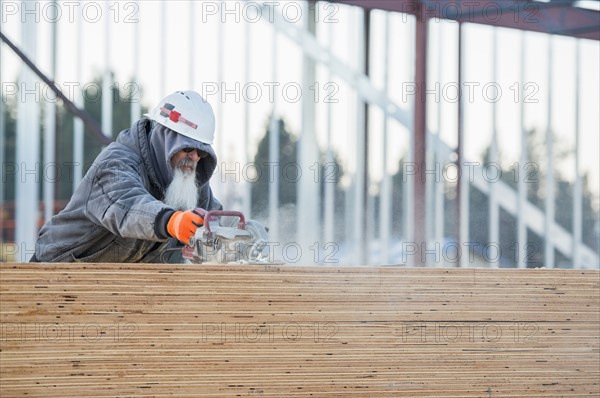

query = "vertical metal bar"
[[517, 31, 527, 268], [268, 22, 280, 244], [434, 21, 444, 262], [159, 1, 166, 97], [0, 11, 4, 215], [324, 20, 335, 250], [404, 15, 415, 264], [412, 6, 427, 266], [43, 1, 58, 222], [544, 37, 555, 268], [15, 13, 40, 261], [488, 28, 499, 268], [298, 2, 320, 264], [215, 12, 224, 202], [353, 7, 366, 265], [130, 0, 141, 124], [425, 21, 438, 257], [102, 1, 113, 140], [243, 17, 252, 218], [364, 10, 371, 263], [457, 23, 468, 268], [379, 12, 391, 265], [189, 1, 195, 89], [73, 12, 84, 189], [572, 40, 582, 268]]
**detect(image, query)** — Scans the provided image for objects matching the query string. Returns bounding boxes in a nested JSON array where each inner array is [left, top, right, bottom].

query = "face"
[[170, 148, 203, 174]]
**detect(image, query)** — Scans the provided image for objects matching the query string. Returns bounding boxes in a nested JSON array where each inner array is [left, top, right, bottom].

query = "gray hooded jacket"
[[34, 118, 221, 263]]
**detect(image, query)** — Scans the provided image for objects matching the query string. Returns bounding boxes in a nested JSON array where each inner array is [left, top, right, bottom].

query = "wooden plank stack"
[[1, 263, 599, 397]]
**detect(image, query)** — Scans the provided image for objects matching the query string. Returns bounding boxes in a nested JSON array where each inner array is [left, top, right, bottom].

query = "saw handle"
[[200, 209, 246, 236]]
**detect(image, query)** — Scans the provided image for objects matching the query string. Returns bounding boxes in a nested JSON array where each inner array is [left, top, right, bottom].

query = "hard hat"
[[145, 91, 215, 144]]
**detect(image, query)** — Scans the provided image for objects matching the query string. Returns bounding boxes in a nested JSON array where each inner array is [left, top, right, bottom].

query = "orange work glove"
[[167, 210, 204, 245]]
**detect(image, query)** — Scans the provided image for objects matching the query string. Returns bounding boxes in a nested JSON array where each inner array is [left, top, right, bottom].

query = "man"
[[32, 90, 221, 263]]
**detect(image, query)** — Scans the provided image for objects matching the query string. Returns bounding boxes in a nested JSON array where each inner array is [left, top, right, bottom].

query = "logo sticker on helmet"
[[159, 103, 175, 118], [159, 103, 198, 130]]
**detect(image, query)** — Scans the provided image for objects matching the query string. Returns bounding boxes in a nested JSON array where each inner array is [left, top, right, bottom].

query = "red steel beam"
[[334, 0, 600, 40], [413, 3, 428, 266]]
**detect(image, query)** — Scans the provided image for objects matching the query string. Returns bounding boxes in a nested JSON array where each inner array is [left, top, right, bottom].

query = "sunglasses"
[[182, 148, 206, 158]]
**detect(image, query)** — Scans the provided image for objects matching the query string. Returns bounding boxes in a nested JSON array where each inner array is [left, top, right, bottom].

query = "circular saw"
[[181, 209, 279, 264]]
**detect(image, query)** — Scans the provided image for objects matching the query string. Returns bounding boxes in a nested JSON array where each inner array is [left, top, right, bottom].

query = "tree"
[[249, 117, 346, 242], [475, 128, 600, 267], [250, 118, 298, 216], [55, 76, 147, 200], [1, 75, 147, 242]]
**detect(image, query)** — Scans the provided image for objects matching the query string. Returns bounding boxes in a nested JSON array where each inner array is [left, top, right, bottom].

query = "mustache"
[[176, 158, 197, 169]]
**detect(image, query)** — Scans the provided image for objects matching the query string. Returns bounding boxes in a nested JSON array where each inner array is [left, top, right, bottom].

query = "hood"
[[148, 121, 218, 189], [116, 119, 218, 191]]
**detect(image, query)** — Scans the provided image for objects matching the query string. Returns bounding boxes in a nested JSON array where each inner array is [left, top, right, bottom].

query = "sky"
[[2, 0, 599, 200]]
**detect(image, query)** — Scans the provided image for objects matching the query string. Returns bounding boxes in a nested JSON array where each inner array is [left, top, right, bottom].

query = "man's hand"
[[167, 209, 204, 245]]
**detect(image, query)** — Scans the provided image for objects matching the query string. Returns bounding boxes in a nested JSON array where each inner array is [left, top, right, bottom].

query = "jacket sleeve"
[[84, 158, 175, 241]]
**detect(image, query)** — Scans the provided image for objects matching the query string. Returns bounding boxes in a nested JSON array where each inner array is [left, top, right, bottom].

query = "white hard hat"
[[145, 91, 215, 144]]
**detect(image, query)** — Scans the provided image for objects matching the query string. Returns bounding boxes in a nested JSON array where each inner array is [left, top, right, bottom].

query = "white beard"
[[163, 166, 198, 211]]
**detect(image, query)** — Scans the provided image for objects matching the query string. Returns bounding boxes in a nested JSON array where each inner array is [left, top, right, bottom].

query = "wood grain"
[[1, 263, 598, 397]]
